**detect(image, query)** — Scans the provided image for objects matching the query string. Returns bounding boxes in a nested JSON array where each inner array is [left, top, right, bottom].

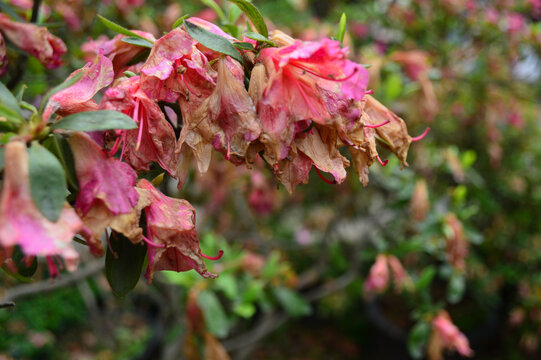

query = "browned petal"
[[363, 95, 411, 166], [274, 144, 312, 194]]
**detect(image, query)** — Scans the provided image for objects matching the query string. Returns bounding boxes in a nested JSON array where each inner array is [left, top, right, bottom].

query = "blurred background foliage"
[[2, 0, 541, 359]]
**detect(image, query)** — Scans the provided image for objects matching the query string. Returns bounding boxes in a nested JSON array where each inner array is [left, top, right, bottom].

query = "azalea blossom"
[[69, 132, 139, 255], [364, 254, 390, 295], [0, 141, 81, 271], [255, 31, 369, 164], [100, 75, 177, 175], [0, 13, 66, 69], [136, 179, 221, 281], [428, 310, 473, 360], [43, 52, 114, 122]]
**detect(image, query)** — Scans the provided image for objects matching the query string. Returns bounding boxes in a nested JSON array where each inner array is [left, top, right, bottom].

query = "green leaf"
[[184, 20, 244, 65], [40, 71, 84, 115], [171, 14, 190, 29], [43, 134, 78, 191], [337, 13, 347, 46], [201, 0, 227, 23], [97, 15, 154, 43], [105, 232, 147, 298], [28, 142, 67, 222], [51, 110, 137, 131], [244, 31, 275, 46], [121, 36, 153, 48], [215, 273, 238, 299], [233, 41, 255, 51], [384, 72, 403, 101], [273, 287, 311, 317], [0, 81, 24, 125], [226, 0, 268, 38], [198, 291, 230, 338], [416, 266, 436, 290], [447, 272, 466, 304], [408, 321, 431, 359], [233, 302, 256, 318]]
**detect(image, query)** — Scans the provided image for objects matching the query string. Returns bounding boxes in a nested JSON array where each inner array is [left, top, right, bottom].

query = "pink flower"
[[364, 254, 390, 294], [507, 13, 525, 34], [0, 14, 66, 69], [0, 141, 81, 271], [248, 171, 276, 215], [68, 132, 139, 255], [387, 255, 413, 292], [256, 32, 369, 163], [115, 0, 145, 14], [43, 52, 114, 121], [100, 75, 177, 175], [136, 179, 220, 281], [140, 27, 215, 103], [430, 311, 473, 359], [54, 2, 82, 31], [84, 31, 156, 75], [0, 33, 7, 77]]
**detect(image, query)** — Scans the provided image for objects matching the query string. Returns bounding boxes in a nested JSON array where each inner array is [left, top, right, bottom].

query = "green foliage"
[[28, 142, 67, 222], [50, 110, 138, 131]]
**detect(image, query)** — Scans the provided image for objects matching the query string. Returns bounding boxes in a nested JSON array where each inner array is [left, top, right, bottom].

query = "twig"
[[2, 260, 104, 302]]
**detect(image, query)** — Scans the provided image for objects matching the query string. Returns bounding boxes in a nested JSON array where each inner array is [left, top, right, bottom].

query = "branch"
[[2, 260, 104, 302]]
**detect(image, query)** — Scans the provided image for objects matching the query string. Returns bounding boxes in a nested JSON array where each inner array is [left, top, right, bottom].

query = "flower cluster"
[[0, 14, 425, 283]]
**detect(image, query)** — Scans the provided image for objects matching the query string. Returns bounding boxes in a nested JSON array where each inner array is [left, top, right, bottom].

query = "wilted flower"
[[364, 254, 390, 295], [428, 310, 473, 360], [255, 32, 369, 164], [84, 31, 156, 75], [43, 52, 114, 121], [410, 178, 429, 222], [69, 132, 139, 255], [100, 75, 177, 175], [0, 13, 66, 69], [177, 57, 260, 173], [444, 213, 469, 272], [136, 179, 221, 281], [0, 141, 81, 271]]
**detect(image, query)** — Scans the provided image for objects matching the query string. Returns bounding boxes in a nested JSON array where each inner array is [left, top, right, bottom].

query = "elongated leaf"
[[43, 134, 78, 191], [171, 14, 190, 29], [408, 321, 431, 359], [337, 13, 347, 46], [198, 291, 230, 338], [233, 41, 255, 51], [447, 272, 466, 304], [121, 36, 153, 48], [97, 15, 154, 43], [28, 142, 67, 222], [51, 110, 137, 131], [244, 31, 275, 46], [226, 0, 268, 38], [106, 232, 147, 297], [184, 20, 244, 65], [0, 81, 24, 123], [40, 71, 84, 114], [273, 287, 311, 317]]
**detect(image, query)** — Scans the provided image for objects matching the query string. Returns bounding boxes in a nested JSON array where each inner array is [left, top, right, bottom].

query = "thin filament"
[[292, 62, 358, 82], [376, 155, 388, 166], [365, 120, 390, 129], [411, 127, 430, 142], [314, 167, 337, 184], [201, 250, 224, 261]]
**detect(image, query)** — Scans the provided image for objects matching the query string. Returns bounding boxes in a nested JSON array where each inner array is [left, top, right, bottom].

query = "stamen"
[[292, 62, 358, 82], [201, 250, 224, 261], [119, 132, 127, 162], [365, 120, 390, 128], [339, 130, 355, 146], [314, 167, 337, 184], [411, 127, 430, 142], [365, 89, 374, 95], [108, 136, 122, 156], [181, 74, 201, 97], [290, 68, 320, 116], [376, 155, 388, 166], [46, 256, 59, 278], [226, 142, 231, 160], [143, 235, 165, 248], [134, 99, 144, 151]]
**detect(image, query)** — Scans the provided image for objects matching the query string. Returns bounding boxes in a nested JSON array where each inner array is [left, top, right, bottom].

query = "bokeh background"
[[2, 0, 541, 359]]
